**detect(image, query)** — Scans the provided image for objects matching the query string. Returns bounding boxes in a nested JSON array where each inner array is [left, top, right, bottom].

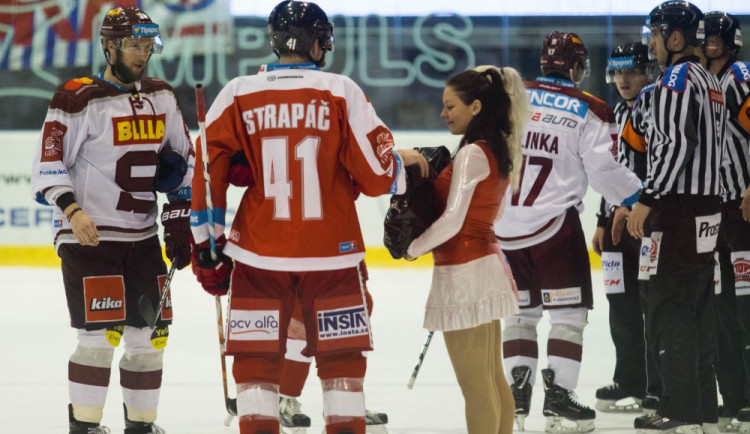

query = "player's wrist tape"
[[66, 207, 82, 222], [56, 192, 76, 212]]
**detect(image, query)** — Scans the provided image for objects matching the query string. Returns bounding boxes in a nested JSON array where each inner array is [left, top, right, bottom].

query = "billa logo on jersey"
[[317, 305, 368, 340], [112, 114, 166, 145], [41, 121, 66, 162]]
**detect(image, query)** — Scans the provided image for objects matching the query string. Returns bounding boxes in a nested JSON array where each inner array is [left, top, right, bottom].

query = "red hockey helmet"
[[540, 31, 590, 84], [100, 7, 163, 56]]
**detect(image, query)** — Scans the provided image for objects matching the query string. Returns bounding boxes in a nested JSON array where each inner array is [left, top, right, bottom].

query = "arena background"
[[2, 0, 749, 268]]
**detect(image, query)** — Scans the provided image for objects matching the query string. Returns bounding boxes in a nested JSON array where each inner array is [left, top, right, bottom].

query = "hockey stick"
[[196, 84, 236, 425], [407, 331, 434, 389], [137, 254, 179, 329], [216, 295, 237, 426]]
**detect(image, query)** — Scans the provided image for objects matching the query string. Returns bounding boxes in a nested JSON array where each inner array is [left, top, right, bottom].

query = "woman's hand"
[[397, 149, 430, 178]]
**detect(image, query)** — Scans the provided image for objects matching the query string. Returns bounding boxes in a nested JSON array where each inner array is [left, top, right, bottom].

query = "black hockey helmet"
[[605, 42, 654, 84], [702, 11, 742, 55], [100, 7, 163, 56], [643, 1, 704, 47], [540, 31, 590, 85], [268, 1, 334, 59]]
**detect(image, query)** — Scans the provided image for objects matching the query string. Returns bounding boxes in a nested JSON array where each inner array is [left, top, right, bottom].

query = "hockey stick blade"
[[138, 255, 179, 329], [223, 397, 237, 426]]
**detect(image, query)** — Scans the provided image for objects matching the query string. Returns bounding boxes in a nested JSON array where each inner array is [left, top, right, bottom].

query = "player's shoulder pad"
[[140, 77, 175, 94], [729, 61, 750, 84], [661, 62, 691, 92], [574, 88, 614, 123], [526, 80, 602, 120], [52, 75, 113, 114], [634, 83, 657, 105]]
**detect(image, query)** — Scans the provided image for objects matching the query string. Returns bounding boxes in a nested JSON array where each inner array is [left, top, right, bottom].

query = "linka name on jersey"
[[112, 114, 167, 145]]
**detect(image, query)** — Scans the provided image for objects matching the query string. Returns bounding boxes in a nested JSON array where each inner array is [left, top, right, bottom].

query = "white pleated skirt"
[[423, 254, 520, 332]]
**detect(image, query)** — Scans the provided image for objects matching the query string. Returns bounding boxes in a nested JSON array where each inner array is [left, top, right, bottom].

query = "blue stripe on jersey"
[[661, 63, 690, 92], [190, 207, 226, 227], [526, 89, 589, 118], [729, 61, 750, 83]]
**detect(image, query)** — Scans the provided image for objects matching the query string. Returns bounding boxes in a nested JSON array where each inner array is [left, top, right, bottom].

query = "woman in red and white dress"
[[406, 65, 527, 434]]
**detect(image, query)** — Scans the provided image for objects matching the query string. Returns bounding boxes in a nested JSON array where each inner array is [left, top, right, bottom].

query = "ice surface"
[[0, 267, 642, 433]]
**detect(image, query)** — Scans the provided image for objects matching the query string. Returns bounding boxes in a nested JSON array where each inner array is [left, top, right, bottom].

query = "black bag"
[[383, 146, 451, 259]]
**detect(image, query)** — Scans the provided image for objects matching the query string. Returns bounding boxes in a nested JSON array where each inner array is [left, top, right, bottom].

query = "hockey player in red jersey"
[[189, 2, 426, 434], [227, 156, 390, 434], [30, 7, 194, 434], [496, 31, 643, 433]]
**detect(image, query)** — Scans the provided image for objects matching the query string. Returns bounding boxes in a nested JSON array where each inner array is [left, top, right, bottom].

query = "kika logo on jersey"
[[112, 114, 166, 145], [317, 305, 368, 339], [527, 89, 588, 118], [90, 297, 123, 311], [41, 121, 66, 162], [242, 100, 330, 135]]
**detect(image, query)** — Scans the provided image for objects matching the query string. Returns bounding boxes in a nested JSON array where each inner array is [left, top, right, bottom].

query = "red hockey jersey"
[[191, 64, 406, 271]]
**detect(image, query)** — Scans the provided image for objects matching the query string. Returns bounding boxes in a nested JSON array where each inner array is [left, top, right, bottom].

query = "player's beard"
[[113, 55, 145, 84]]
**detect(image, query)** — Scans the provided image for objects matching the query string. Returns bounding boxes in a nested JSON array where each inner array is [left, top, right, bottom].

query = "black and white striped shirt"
[[615, 101, 648, 181], [595, 102, 649, 226], [718, 59, 750, 203], [639, 56, 727, 206]]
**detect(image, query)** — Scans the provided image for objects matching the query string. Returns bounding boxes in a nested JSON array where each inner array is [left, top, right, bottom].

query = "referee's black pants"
[[714, 200, 750, 413], [647, 196, 719, 425], [602, 216, 647, 399]]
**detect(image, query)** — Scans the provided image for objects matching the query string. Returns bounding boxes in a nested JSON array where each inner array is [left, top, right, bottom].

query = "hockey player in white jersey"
[[30, 7, 194, 434], [496, 31, 642, 433]]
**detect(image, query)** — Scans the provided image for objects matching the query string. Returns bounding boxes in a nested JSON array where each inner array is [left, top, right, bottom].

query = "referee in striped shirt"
[[627, 2, 727, 432], [701, 11, 750, 427]]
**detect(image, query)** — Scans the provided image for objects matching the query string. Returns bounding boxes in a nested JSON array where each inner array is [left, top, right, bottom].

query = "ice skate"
[[365, 409, 389, 434], [717, 406, 739, 432], [124, 420, 165, 434], [541, 369, 595, 433], [69, 405, 110, 434], [635, 414, 702, 433], [641, 395, 660, 417], [510, 366, 533, 431], [595, 383, 643, 413], [280, 396, 311, 434], [595, 383, 642, 413], [738, 407, 750, 433], [124, 404, 165, 434]]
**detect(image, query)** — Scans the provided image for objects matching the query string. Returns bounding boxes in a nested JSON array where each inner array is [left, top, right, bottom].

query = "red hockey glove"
[[190, 236, 233, 296], [161, 200, 192, 270], [229, 152, 254, 187]]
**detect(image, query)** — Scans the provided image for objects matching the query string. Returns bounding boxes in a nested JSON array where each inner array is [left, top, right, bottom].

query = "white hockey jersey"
[[30, 75, 194, 250], [496, 77, 642, 249]]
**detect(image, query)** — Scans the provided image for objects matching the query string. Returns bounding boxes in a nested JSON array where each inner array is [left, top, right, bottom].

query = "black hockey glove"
[[161, 200, 192, 270]]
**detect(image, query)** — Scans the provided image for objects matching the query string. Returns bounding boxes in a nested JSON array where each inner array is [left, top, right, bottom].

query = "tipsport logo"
[[132, 23, 160, 37]]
